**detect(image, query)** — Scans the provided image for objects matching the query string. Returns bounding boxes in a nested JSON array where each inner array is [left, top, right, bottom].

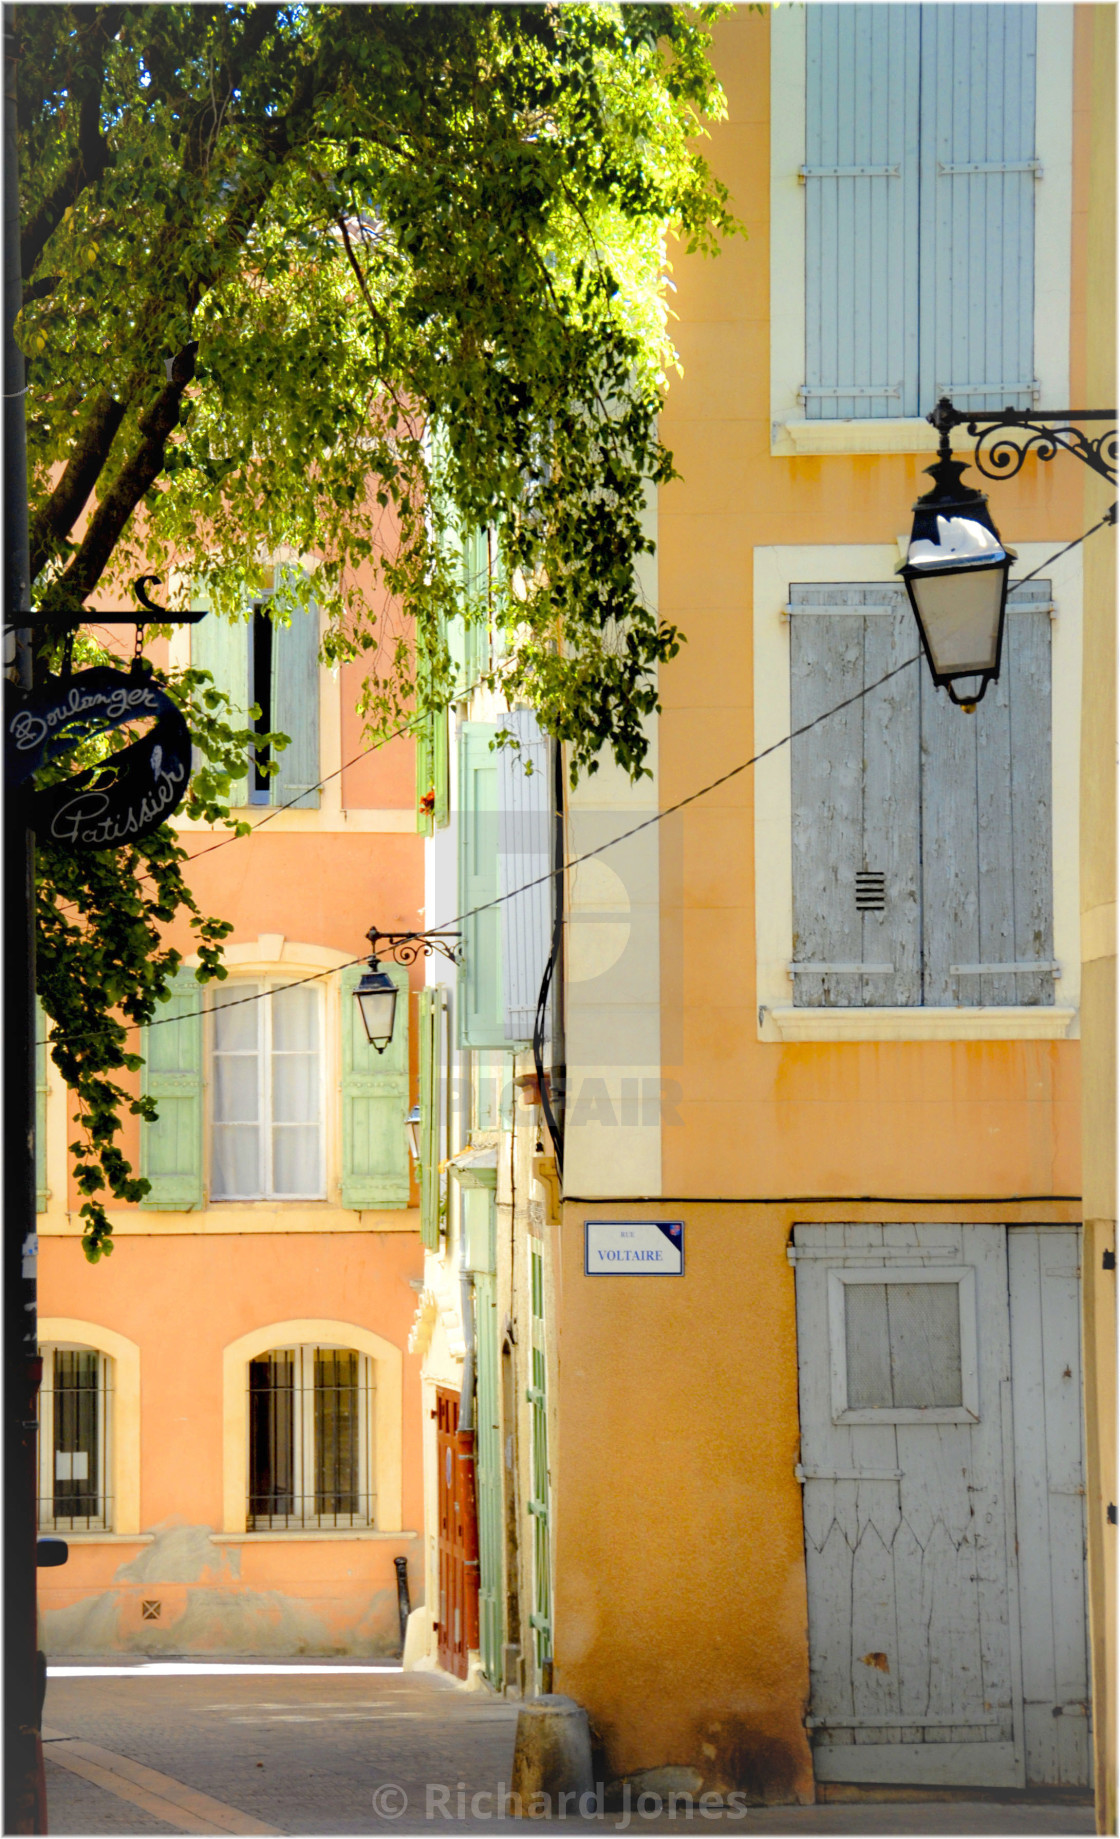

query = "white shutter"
[[498, 711, 553, 1045]]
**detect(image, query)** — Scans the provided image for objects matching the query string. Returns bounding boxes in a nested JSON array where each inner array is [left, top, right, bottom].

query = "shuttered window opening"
[[419, 987, 443, 1250], [247, 1345, 374, 1530], [211, 982, 325, 1200], [789, 580, 1052, 1008], [191, 568, 320, 809], [38, 1346, 112, 1533], [804, 4, 1037, 419]]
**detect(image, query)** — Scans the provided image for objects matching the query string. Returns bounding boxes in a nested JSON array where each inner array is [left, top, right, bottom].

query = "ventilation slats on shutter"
[[498, 711, 552, 1046], [339, 962, 409, 1210]]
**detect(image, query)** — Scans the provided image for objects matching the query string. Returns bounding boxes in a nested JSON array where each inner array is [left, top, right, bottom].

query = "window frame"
[[37, 1342, 113, 1534], [827, 1264, 980, 1425], [209, 978, 328, 1203], [246, 1342, 375, 1532], [769, 3, 1073, 456], [752, 541, 1081, 1042], [221, 1319, 404, 1537]]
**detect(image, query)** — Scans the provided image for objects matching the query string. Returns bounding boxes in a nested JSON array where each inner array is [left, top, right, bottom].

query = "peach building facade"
[[37, 620, 427, 1657]]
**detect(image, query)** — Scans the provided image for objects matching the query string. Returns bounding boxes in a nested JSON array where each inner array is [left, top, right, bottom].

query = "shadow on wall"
[[39, 1522, 402, 1658]]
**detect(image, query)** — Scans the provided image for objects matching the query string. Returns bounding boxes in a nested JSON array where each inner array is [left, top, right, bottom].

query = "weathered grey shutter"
[[35, 998, 49, 1213], [920, 5, 1037, 412], [191, 587, 250, 807], [272, 571, 320, 809], [458, 723, 505, 1048], [921, 584, 1053, 1006], [803, 4, 921, 419], [790, 587, 921, 1007], [498, 711, 552, 1045], [140, 969, 204, 1209], [339, 962, 409, 1209]]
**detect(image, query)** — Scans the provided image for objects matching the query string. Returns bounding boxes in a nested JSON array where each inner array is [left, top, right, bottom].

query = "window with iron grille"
[[247, 1346, 374, 1530], [38, 1346, 112, 1532]]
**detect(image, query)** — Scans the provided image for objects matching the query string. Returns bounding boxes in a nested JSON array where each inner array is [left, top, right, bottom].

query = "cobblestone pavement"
[[43, 1662, 1095, 1838]]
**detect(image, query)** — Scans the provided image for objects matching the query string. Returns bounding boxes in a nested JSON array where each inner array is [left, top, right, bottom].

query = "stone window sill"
[[761, 1006, 1078, 1043]]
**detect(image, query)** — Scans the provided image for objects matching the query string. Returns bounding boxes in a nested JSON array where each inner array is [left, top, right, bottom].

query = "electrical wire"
[[36, 650, 921, 1046], [36, 505, 1115, 1049]]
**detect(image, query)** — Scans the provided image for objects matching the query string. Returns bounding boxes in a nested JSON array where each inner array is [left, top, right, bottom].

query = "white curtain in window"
[[212, 983, 323, 1199]]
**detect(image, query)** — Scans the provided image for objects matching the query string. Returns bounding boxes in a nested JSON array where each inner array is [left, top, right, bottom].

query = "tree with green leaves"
[[18, 1, 738, 1257]]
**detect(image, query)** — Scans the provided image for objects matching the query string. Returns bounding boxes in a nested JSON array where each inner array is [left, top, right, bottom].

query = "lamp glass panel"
[[909, 562, 1006, 675], [357, 982, 397, 1047]]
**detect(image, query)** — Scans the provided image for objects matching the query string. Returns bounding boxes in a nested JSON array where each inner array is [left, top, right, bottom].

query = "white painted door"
[[794, 1223, 1024, 1787], [794, 1223, 1090, 1789], [1008, 1228, 1091, 1785]]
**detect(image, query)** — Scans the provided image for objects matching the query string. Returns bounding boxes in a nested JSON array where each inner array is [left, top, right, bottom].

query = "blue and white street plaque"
[[584, 1220, 684, 1276]]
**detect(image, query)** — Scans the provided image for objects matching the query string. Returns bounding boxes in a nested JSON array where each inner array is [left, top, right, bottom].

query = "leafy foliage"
[[19, 2, 738, 1252]]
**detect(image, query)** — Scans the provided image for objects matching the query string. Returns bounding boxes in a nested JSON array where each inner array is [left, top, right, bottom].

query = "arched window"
[[247, 1344, 373, 1530], [38, 1343, 112, 1532]]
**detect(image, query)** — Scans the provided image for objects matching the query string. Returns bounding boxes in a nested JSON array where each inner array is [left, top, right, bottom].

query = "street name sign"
[[584, 1220, 684, 1275]]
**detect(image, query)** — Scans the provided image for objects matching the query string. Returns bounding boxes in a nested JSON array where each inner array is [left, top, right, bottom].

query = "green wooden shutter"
[[140, 969, 204, 1209], [416, 718, 433, 837], [419, 987, 442, 1249], [35, 999, 49, 1213], [458, 723, 505, 1048], [340, 962, 409, 1210], [191, 587, 250, 807], [272, 571, 320, 809]]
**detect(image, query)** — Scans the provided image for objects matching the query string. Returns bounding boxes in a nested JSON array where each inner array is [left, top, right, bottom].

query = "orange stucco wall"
[[553, 8, 1092, 1803], [39, 1230, 424, 1655]]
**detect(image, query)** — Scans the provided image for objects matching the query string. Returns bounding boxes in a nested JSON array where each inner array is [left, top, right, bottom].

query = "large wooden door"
[[436, 1387, 468, 1679], [794, 1223, 1090, 1789]]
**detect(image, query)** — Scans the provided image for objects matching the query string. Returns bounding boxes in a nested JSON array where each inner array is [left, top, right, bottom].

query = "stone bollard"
[[509, 1695, 594, 1813]]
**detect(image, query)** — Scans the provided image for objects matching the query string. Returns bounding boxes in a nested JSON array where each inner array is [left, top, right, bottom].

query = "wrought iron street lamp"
[[900, 397, 1117, 711], [353, 924, 461, 1054]]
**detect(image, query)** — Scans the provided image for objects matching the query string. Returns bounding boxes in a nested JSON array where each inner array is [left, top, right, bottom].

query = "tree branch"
[[29, 391, 126, 583], [40, 345, 197, 608], [20, 6, 123, 281]]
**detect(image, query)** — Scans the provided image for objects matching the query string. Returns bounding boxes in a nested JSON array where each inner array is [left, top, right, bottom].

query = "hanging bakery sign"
[[4, 579, 205, 850], [7, 664, 192, 849]]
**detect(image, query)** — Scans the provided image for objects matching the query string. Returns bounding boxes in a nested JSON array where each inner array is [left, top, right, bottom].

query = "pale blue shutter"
[[458, 723, 505, 1048], [498, 712, 552, 1045], [804, 5, 921, 419], [191, 588, 250, 807], [920, 5, 1037, 413], [272, 571, 320, 809], [339, 962, 409, 1209], [140, 969, 204, 1209], [921, 584, 1053, 1006], [790, 588, 921, 1007], [35, 999, 49, 1213]]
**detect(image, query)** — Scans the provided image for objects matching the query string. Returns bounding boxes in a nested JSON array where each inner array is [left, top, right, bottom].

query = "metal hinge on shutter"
[[789, 962, 894, 975], [799, 164, 900, 181], [935, 379, 1040, 401], [798, 384, 902, 402], [937, 159, 1042, 178], [949, 961, 1061, 977]]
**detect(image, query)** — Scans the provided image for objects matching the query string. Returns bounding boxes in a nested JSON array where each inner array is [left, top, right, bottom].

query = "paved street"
[[42, 1661, 1094, 1837]]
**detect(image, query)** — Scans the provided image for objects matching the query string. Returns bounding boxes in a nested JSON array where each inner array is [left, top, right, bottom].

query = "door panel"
[[795, 1223, 1024, 1787], [1008, 1229, 1091, 1785], [436, 1387, 468, 1679]]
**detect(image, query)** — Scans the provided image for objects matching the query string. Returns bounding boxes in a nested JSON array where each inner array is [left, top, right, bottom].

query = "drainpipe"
[[457, 1268, 481, 1654]]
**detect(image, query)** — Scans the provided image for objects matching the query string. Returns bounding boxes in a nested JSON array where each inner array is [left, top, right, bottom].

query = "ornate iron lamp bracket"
[[366, 925, 462, 968], [928, 396, 1118, 487]]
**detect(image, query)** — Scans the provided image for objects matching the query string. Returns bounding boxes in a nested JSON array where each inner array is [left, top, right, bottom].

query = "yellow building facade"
[[550, 3, 1113, 1810]]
